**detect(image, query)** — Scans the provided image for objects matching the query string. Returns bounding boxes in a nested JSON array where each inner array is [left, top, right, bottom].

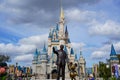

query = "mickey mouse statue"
[[68, 62, 78, 80]]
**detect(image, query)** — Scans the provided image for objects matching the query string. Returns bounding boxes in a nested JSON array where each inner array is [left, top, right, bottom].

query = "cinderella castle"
[[32, 5, 86, 79]]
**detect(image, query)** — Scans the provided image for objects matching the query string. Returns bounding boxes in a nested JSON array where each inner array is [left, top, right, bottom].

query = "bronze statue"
[[53, 45, 69, 80], [68, 62, 78, 80]]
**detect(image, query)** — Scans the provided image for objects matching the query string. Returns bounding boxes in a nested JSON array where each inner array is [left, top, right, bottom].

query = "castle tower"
[[32, 49, 38, 74], [37, 50, 41, 64], [109, 44, 119, 76], [40, 43, 48, 79], [70, 48, 75, 62], [65, 26, 68, 39], [32, 43, 48, 79], [74, 53, 78, 63], [110, 44, 119, 64], [78, 50, 86, 77], [59, 6, 65, 40], [47, 4, 74, 63], [59, 6, 66, 45]]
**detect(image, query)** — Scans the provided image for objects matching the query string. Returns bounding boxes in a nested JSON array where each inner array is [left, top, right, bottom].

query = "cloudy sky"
[[0, 0, 120, 67]]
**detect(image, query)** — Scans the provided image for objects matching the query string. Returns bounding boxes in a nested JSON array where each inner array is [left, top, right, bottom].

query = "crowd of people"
[[0, 62, 96, 80], [0, 62, 95, 80], [0, 62, 32, 80]]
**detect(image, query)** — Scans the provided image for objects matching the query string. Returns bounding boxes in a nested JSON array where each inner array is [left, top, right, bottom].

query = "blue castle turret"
[[48, 31, 52, 38], [110, 44, 119, 64], [70, 48, 74, 55], [50, 27, 59, 42], [32, 49, 38, 64], [56, 23, 59, 31], [40, 43, 47, 60], [75, 54, 78, 61], [64, 45, 68, 54], [68, 38, 71, 43], [109, 44, 119, 76], [110, 44, 119, 61], [65, 25, 68, 38], [42, 43, 47, 53], [34, 49, 38, 60], [110, 44, 116, 56]]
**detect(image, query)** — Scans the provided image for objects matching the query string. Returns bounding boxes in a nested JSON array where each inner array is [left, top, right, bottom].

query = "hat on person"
[[0, 62, 7, 67], [89, 74, 93, 77]]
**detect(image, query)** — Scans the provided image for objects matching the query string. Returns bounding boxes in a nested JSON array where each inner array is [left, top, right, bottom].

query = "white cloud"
[[14, 54, 33, 62], [113, 42, 120, 54], [0, 34, 48, 63], [91, 51, 108, 59], [19, 34, 48, 46], [65, 8, 98, 23], [0, 43, 36, 55], [89, 20, 120, 39], [71, 42, 86, 54], [0, 0, 21, 15], [91, 41, 120, 59], [72, 42, 86, 49], [90, 46, 109, 60]]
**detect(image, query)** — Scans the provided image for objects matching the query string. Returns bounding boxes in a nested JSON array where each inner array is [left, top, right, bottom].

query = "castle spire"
[[75, 54, 78, 61], [65, 25, 68, 38], [70, 48, 74, 55], [59, 0, 65, 39], [79, 45, 83, 58], [110, 44, 116, 56], [34, 48, 38, 60], [34, 48, 38, 56], [65, 25, 68, 33], [64, 45, 68, 54], [43, 42, 47, 52], [60, 0, 64, 20], [110, 44, 119, 61], [60, 6, 64, 20]]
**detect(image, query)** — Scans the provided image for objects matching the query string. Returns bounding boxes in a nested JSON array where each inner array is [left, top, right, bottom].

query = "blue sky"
[[0, 0, 120, 67]]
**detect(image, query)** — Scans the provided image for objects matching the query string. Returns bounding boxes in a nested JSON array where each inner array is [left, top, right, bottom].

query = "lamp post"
[[106, 64, 111, 79], [106, 64, 109, 68]]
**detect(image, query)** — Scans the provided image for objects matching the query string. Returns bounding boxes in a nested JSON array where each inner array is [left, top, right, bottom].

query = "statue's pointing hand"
[[53, 47, 55, 51]]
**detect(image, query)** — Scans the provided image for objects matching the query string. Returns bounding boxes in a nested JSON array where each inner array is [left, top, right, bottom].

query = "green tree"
[[0, 54, 10, 62], [110, 77, 116, 80], [99, 62, 111, 80]]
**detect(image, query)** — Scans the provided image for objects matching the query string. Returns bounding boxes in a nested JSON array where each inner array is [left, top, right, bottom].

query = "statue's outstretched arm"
[[53, 47, 58, 54]]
